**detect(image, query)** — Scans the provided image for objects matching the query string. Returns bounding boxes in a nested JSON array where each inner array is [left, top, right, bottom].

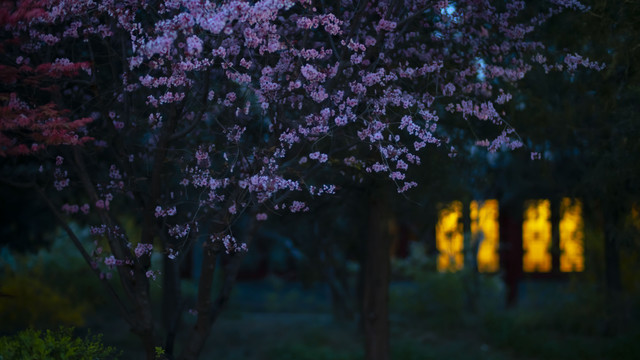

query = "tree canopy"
[[0, 1, 604, 359]]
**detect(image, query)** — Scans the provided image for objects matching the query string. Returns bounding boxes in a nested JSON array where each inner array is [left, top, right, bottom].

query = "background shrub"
[[0, 327, 119, 360]]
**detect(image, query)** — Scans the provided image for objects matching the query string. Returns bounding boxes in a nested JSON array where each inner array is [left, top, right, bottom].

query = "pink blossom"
[[61, 203, 79, 214], [167, 249, 179, 260], [146, 270, 157, 280], [168, 224, 190, 238], [301, 64, 325, 83], [389, 171, 405, 180], [376, 19, 397, 32], [90, 225, 106, 235], [186, 35, 203, 56], [135, 243, 153, 258], [443, 83, 456, 96], [289, 201, 308, 213], [104, 255, 116, 267], [309, 152, 328, 163], [256, 213, 268, 221]]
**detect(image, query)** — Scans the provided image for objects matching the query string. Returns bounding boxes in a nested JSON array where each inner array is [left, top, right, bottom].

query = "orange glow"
[[436, 201, 464, 272], [523, 200, 552, 272], [632, 204, 640, 231], [471, 200, 500, 272], [560, 198, 584, 272]]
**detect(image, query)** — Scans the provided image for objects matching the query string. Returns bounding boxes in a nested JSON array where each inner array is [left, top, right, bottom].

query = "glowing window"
[[436, 201, 463, 272], [523, 200, 552, 272], [632, 204, 640, 231], [471, 200, 500, 272], [560, 198, 584, 272]]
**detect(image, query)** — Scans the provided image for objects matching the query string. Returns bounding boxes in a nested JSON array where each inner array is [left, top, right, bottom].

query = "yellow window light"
[[631, 204, 640, 231], [523, 200, 552, 272], [436, 201, 464, 272], [559, 198, 584, 272], [471, 200, 500, 272]]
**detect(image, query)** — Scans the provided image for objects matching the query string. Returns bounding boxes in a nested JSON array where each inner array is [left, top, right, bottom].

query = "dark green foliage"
[[391, 243, 505, 324], [0, 227, 105, 332], [0, 275, 89, 332], [0, 327, 119, 360]]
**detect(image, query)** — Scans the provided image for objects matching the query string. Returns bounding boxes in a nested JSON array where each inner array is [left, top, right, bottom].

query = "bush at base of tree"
[[0, 327, 119, 360]]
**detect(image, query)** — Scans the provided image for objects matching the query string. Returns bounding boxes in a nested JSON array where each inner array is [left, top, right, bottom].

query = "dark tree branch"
[[179, 243, 220, 360], [33, 185, 135, 327], [170, 69, 212, 141]]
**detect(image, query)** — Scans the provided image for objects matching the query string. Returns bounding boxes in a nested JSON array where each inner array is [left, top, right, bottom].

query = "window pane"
[[471, 200, 500, 272], [436, 201, 463, 272], [523, 200, 552, 272], [560, 198, 584, 272]]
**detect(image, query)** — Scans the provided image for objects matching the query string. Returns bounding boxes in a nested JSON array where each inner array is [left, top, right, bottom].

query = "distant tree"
[[457, 0, 640, 314], [0, 0, 602, 359]]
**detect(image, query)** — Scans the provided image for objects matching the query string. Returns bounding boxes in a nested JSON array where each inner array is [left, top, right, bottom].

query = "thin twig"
[[34, 185, 135, 327]]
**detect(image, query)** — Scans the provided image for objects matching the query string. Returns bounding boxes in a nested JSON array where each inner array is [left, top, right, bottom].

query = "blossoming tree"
[[0, 0, 602, 359]]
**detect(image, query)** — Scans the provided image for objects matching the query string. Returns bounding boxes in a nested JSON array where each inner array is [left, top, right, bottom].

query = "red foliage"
[[0, 1, 93, 156]]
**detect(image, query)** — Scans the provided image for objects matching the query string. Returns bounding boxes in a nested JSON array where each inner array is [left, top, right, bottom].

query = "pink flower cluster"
[[61, 203, 90, 215], [134, 243, 153, 258], [168, 223, 190, 238], [211, 234, 248, 254], [155, 205, 177, 218]]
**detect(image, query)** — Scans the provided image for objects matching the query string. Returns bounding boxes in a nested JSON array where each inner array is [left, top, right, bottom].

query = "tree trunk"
[[362, 190, 390, 360], [604, 216, 622, 294], [163, 246, 182, 357], [141, 332, 158, 360], [318, 234, 354, 322], [133, 274, 159, 360], [499, 200, 523, 307], [179, 215, 258, 360], [464, 208, 479, 314], [602, 208, 623, 335], [179, 246, 219, 360]]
